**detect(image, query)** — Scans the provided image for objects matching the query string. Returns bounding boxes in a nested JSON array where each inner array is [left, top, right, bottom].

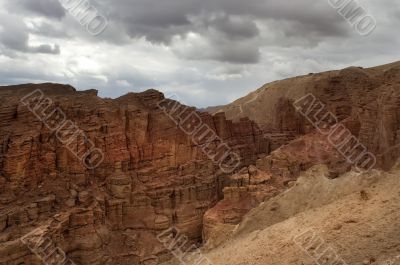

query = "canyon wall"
[[0, 84, 269, 264]]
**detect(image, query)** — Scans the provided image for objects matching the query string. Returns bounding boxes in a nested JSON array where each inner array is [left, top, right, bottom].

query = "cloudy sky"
[[0, 0, 399, 107]]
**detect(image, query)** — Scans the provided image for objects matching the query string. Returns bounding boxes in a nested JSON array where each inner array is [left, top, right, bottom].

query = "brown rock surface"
[[211, 61, 400, 169], [0, 83, 268, 264]]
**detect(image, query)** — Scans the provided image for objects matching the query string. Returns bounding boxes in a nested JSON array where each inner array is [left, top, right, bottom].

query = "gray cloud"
[[13, 0, 66, 18], [89, 0, 351, 63], [0, 0, 399, 107], [207, 15, 260, 40], [30, 44, 60, 54], [3, 0, 358, 63], [0, 14, 61, 55], [30, 21, 73, 39]]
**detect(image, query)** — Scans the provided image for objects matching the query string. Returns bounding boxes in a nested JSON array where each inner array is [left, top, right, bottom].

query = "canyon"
[[0, 61, 400, 264]]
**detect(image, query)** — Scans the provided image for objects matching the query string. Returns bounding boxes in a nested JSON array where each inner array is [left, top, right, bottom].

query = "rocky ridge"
[[211, 61, 400, 170]]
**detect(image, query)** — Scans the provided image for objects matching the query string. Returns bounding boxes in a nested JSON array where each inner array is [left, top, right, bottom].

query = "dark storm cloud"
[[92, 0, 349, 63], [99, 0, 345, 40], [173, 35, 262, 64], [4, 0, 351, 63]]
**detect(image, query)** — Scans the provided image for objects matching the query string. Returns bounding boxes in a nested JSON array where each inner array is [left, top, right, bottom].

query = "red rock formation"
[[0, 83, 269, 264]]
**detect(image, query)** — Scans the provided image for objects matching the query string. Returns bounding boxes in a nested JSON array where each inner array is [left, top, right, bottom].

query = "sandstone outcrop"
[[0, 83, 269, 264]]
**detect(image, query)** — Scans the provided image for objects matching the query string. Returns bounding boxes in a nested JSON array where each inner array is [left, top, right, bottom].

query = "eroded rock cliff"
[[0, 84, 269, 264]]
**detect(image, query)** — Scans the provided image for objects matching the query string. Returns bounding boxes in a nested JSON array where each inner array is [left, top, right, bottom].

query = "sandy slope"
[[205, 167, 400, 265], [163, 164, 400, 265]]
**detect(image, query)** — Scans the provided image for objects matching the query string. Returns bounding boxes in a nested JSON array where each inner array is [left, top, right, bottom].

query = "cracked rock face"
[[0, 84, 269, 264]]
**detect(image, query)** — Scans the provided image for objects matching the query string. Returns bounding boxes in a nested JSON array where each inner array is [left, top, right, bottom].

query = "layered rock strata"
[[0, 84, 268, 264]]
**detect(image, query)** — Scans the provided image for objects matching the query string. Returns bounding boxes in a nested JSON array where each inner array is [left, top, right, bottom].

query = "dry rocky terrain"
[[0, 61, 400, 264], [164, 163, 400, 265]]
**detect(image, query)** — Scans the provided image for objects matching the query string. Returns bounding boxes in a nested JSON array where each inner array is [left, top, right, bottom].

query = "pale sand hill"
[[163, 164, 400, 265], [233, 166, 383, 237]]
